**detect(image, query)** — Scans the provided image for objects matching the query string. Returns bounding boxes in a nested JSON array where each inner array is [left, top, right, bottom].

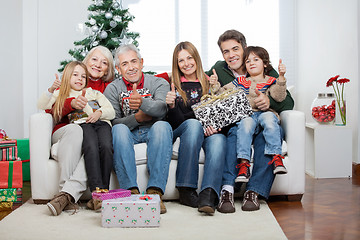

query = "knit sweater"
[[206, 60, 294, 112], [166, 79, 203, 130], [37, 88, 115, 133], [104, 74, 170, 130], [87, 78, 111, 93]]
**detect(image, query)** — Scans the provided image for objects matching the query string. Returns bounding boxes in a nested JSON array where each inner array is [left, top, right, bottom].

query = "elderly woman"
[[81, 46, 116, 210]]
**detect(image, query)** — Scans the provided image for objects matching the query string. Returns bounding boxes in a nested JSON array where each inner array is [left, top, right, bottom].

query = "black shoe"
[[198, 188, 218, 215], [178, 187, 199, 208]]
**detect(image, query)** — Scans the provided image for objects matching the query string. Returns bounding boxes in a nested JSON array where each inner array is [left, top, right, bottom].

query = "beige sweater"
[[37, 88, 115, 125]]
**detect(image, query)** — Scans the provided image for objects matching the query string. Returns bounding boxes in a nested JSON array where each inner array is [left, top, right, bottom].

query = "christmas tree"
[[58, 0, 139, 72]]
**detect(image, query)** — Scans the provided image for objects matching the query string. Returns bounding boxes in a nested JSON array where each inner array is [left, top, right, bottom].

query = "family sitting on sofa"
[[36, 29, 294, 217]]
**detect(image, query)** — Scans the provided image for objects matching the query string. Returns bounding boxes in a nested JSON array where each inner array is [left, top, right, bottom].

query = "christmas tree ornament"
[[91, 25, 99, 33], [105, 12, 113, 19], [92, 41, 99, 47], [112, 2, 120, 9], [95, 0, 103, 6], [109, 20, 117, 28], [100, 30, 108, 39], [118, 29, 132, 45], [113, 15, 122, 22], [89, 18, 96, 25]]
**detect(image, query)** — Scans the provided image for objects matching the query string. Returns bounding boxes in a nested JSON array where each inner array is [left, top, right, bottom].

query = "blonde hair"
[[52, 61, 89, 123], [83, 46, 115, 82], [171, 41, 209, 104]]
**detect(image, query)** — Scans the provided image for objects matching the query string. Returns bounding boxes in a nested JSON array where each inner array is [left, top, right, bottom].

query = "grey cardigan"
[[104, 74, 170, 130]]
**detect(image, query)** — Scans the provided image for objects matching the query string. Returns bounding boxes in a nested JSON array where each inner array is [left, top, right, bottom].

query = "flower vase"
[[335, 98, 346, 126]]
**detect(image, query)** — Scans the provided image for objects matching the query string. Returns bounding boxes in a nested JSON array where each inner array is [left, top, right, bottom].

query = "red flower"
[[326, 75, 339, 87], [337, 78, 350, 84]]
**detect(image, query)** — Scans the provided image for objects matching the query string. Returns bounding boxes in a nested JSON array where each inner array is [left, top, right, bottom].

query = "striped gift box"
[[0, 140, 18, 161]]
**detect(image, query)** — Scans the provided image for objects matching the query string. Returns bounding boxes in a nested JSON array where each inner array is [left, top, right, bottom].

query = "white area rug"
[[0, 199, 287, 240]]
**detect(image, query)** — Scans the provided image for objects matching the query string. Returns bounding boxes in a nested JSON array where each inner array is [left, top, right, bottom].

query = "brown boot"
[[146, 187, 166, 214], [47, 192, 73, 216]]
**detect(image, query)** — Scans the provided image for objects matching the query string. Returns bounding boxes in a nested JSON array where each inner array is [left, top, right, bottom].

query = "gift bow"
[[95, 187, 109, 193], [193, 88, 242, 111], [139, 195, 152, 201]]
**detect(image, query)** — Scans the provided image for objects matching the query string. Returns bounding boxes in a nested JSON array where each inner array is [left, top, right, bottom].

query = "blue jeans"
[[112, 121, 173, 194], [202, 133, 226, 196], [236, 111, 282, 160], [173, 119, 204, 189], [222, 124, 284, 199], [173, 119, 226, 196]]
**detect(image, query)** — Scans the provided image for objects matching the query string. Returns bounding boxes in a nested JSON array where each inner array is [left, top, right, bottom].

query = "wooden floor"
[[1, 174, 360, 239]]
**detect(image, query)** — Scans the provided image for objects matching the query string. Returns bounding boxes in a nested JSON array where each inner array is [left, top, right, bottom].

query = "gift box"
[[0, 188, 17, 202], [92, 188, 131, 201], [0, 161, 23, 188], [119, 89, 152, 117], [0, 140, 18, 161], [0, 202, 13, 212], [101, 194, 160, 228], [17, 138, 30, 181], [191, 88, 253, 132]]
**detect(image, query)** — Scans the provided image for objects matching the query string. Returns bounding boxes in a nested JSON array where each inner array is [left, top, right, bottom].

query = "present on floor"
[[0, 188, 17, 202], [92, 188, 131, 201], [17, 138, 30, 181], [101, 194, 161, 228], [191, 88, 253, 132], [0, 202, 13, 212], [0, 160, 23, 189], [0, 139, 18, 161]]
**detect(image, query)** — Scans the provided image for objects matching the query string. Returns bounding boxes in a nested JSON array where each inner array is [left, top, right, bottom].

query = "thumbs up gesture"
[[209, 69, 218, 86], [48, 74, 61, 93], [166, 83, 176, 109], [278, 59, 286, 77], [71, 89, 88, 110], [129, 83, 142, 110]]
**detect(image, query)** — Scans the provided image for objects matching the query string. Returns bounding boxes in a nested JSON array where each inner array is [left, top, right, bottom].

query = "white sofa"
[[29, 110, 305, 204]]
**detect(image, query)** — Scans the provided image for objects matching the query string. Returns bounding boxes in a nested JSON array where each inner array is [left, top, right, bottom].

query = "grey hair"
[[82, 45, 115, 82], [114, 44, 142, 67]]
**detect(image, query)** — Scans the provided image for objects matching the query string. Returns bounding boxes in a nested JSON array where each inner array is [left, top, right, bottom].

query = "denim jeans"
[[202, 133, 226, 196], [173, 119, 226, 196], [236, 111, 282, 160], [222, 124, 284, 199], [112, 121, 173, 194], [173, 119, 204, 189]]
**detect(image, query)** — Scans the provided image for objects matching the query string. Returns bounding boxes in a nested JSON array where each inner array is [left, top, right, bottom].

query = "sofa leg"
[[33, 199, 49, 205], [286, 194, 303, 201]]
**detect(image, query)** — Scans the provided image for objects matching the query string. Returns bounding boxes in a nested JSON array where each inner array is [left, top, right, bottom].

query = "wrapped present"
[[92, 188, 131, 201], [0, 140, 18, 161], [0, 188, 17, 202], [191, 88, 253, 132], [0, 160, 23, 188], [119, 89, 152, 117], [0, 202, 13, 211], [101, 194, 160, 228], [17, 138, 30, 181]]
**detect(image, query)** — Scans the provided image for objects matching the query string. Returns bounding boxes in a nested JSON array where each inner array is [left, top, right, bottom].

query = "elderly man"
[[104, 44, 172, 214]]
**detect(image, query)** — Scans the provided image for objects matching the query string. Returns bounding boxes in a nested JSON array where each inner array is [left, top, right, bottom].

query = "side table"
[[305, 122, 352, 178]]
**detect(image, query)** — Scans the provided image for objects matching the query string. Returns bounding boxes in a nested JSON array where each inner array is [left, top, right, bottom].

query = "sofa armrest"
[[279, 110, 306, 194], [29, 112, 53, 199]]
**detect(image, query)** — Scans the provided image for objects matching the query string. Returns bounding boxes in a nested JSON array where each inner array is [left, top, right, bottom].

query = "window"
[[125, 0, 280, 74]]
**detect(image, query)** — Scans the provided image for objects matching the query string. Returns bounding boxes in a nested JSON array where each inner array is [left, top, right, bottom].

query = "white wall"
[[296, 0, 359, 163], [0, 0, 23, 138]]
